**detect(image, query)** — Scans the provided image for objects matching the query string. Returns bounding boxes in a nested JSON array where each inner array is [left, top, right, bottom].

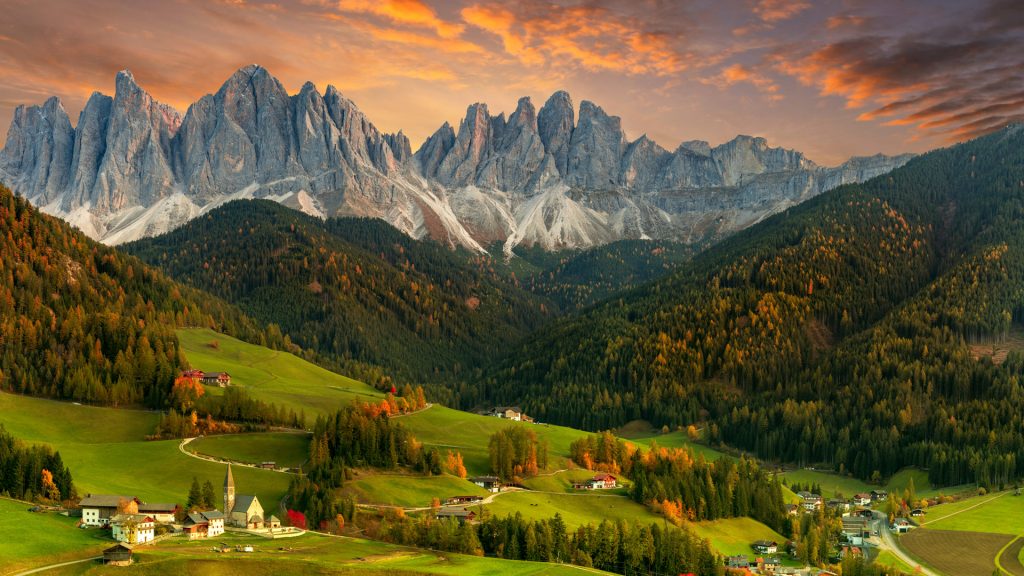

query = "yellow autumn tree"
[[445, 450, 467, 478]]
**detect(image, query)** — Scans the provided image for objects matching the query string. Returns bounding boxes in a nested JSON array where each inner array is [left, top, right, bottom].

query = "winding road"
[[872, 511, 943, 576]]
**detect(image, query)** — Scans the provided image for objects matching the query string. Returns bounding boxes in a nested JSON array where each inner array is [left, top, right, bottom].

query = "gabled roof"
[[138, 502, 177, 513], [232, 494, 260, 513], [202, 510, 225, 519], [268, 515, 280, 522], [80, 494, 134, 508], [185, 512, 209, 526]]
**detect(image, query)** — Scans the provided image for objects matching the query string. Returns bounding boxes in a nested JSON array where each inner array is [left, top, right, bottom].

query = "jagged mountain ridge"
[[0, 65, 913, 251]]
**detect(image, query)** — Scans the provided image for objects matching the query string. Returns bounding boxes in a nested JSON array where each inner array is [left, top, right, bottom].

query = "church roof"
[[232, 494, 260, 513], [225, 464, 235, 489]]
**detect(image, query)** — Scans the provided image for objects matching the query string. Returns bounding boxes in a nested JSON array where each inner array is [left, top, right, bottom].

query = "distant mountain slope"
[[0, 185, 273, 406], [124, 200, 554, 386], [475, 125, 1024, 487], [0, 66, 911, 251]]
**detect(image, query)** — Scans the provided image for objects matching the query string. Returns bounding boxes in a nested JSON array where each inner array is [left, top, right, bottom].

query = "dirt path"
[[997, 536, 1024, 576], [12, 556, 101, 576], [178, 437, 298, 474]]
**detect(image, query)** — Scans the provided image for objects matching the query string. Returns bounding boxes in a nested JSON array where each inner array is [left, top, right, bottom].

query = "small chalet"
[[573, 473, 618, 490], [784, 503, 800, 515], [181, 369, 204, 379], [260, 462, 276, 470], [183, 510, 225, 540], [110, 514, 156, 545], [757, 556, 782, 573], [445, 496, 483, 505], [487, 406, 524, 421], [103, 543, 134, 566], [910, 508, 926, 517], [201, 372, 232, 387], [752, 539, 778, 554], [827, 498, 849, 511], [853, 493, 872, 506], [267, 515, 281, 530], [891, 517, 913, 533], [724, 555, 750, 569], [870, 489, 888, 501], [798, 492, 822, 511], [436, 509, 476, 523], [470, 476, 501, 492]]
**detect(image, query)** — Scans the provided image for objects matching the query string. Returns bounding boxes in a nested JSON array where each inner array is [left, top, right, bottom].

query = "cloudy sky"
[[1, 0, 1021, 165]]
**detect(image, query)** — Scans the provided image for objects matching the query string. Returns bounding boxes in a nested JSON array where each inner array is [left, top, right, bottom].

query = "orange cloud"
[[461, 2, 687, 76], [334, 0, 464, 38], [702, 63, 782, 101], [753, 0, 810, 23]]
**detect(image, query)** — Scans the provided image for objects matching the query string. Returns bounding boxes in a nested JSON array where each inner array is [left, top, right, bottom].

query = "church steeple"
[[224, 464, 235, 513]]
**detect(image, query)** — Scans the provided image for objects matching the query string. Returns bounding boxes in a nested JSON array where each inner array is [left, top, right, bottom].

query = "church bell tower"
[[224, 463, 235, 514]]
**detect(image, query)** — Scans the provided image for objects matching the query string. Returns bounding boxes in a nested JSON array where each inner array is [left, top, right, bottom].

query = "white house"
[[853, 493, 872, 506], [79, 494, 134, 526], [469, 476, 501, 493], [183, 510, 225, 539], [110, 514, 155, 545], [137, 502, 177, 524]]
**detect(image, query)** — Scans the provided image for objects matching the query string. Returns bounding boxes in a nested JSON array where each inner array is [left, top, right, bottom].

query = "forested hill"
[[125, 201, 554, 387], [474, 125, 1024, 488], [0, 185, 276, 407]]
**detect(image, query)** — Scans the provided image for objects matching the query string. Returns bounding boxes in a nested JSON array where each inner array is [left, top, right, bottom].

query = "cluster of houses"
[[572, 473, 618, 490], [84, 464, 283, 566], [788, 489, 891, 516], [180, 369, 232, 387]]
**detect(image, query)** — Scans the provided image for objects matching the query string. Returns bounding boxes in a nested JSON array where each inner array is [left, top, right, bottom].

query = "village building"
[[724, 554, 750, 569], [201, 372, 232, 387], [797, 492, 823, 511], [784, 503, 800, 515], [445, 495, 483, 505], [224, 464, 264, 529], [853, 493, 872, 506], [137, 502, 178, 523], [469, 476, 501, 492], [80, 494, 133, 526], [572, 473, 618, 490], [183, 510, 226, 540], [910, 508, 926, 517], [103, 543, 134, 566], [486, 406, 525, 421], [870, 489, 888, 501], [436, 509, 476, 523], [892, 517, 914, 533], [841, 515, 870, 545], [267, 515, 281, 530], [752, 539, 778, 554], [110, 514, 156, 545]]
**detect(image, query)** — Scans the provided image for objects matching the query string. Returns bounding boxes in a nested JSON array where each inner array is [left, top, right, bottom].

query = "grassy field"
[[923, 491, 1024, 534], [51, 530, 609, 575], [187, 432, 311, 469], [177, 328, 382, 419], [469, 491, 662, 529], [520, 469, 623, 493], [688, 517, 789, 558], [399, 405, 589, 477], [342, 472, 488, 508], [0, 498, 111, 575], [779, 467, 938, 499], [0, 392, 292, 514], [872, 549, 918, 574]]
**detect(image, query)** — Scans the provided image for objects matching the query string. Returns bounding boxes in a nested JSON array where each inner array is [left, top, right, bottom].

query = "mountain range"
[[0, 65, 912, 252]]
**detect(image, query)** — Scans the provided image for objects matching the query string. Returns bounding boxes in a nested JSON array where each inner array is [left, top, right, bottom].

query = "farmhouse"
[[870, 489, 888, 501], [436, 509, 476, 523], [183, 510, 226, 540], [103, 543, 133, 566], [80, 494, 133, 526], [445, 496, 483, 505], [110, 514, 155, 545], [201, 372, 232, 387], [469, 476, 501, 492], [137, 502, 177, 523], [573, 473, 618, 490], [891, 517, 913, 533], [724, 554, 750, 569], [224, 464, 264, 528], [752, 539, 778, 554], [910, 508, 926, 517], [486, 406, 525, 421], [797, 492, 822, 511], [756, 556, 782, 573], [784, 503, 800, 515], [853, 493, 872, 506]]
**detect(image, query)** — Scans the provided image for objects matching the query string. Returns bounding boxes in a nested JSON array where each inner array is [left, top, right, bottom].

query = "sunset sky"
[[1, 0, 1021, 166]]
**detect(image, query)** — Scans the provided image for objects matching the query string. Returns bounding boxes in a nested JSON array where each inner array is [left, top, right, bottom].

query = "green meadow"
[[923, 491, 1024, 534], [31, 529, 610, 576], [688, 516, 789, 558], [188, 432, 312, 469], [342, 472, 488, 508], [469, 491, 662, 529], [0, 497, 110, 575], [779, 467, 940, 499]]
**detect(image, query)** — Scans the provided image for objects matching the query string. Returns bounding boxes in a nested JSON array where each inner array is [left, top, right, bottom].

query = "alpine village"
[[2, 1, 1024, 575]]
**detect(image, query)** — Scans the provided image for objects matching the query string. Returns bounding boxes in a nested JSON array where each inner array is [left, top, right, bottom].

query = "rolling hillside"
[[476, 125, 1024, 488], [126, 201, 555, 388]]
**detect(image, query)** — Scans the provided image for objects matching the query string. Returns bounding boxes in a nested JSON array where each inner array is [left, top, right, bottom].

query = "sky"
[[0, 0, 1021, 166]]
